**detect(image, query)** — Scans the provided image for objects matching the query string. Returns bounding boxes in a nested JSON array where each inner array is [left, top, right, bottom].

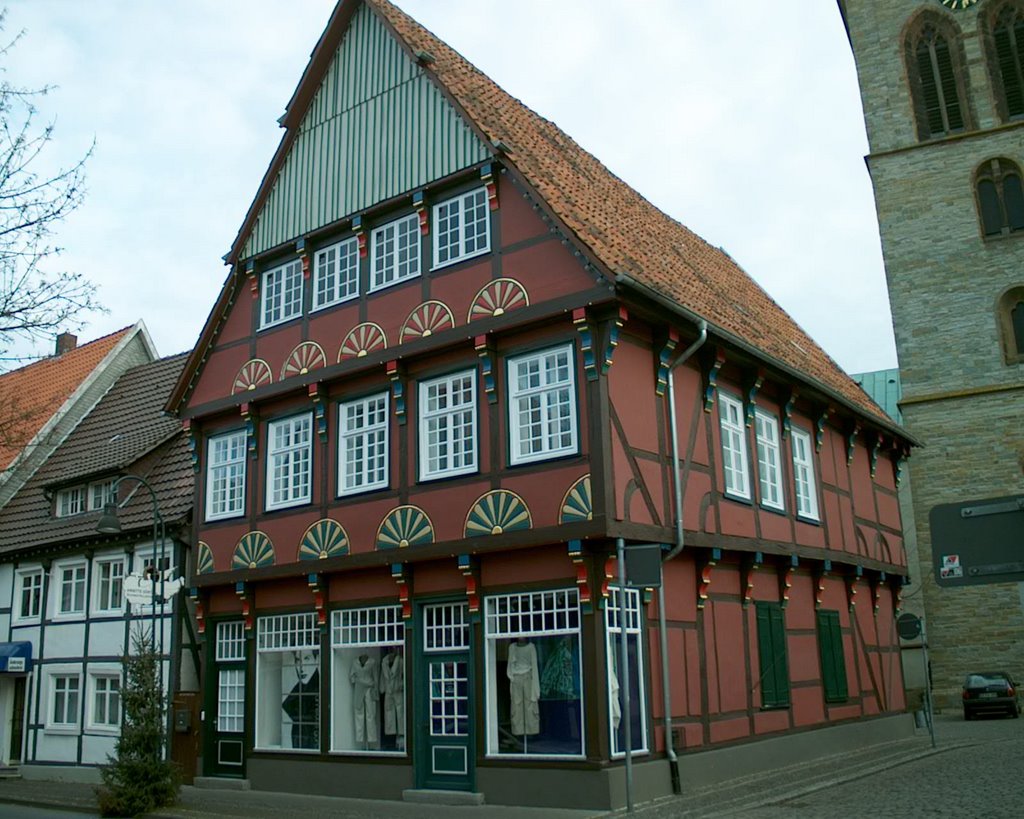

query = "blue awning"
[[0, 642, 32, 673]]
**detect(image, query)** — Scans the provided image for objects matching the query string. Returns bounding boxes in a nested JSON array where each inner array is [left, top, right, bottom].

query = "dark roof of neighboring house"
[[170, 0, 901, 440], [0, 354, 192, 557], [0, 327, 133, 471]]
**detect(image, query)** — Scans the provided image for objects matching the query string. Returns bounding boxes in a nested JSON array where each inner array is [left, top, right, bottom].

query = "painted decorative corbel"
[[568, 539, 592, 611], [814, 559, 832, 609], [654, 329, 679, 397], [778, 555, 798, 608], [391, 563, 411, 619], [741, 551, 762, 607], [702, 348, 726, 412], [190, 587, 205, 635], [845, 566, 863, 612], [412, 190, 428, 235], [871, 571, 886, 616], [297, 237, 310, 280], [481, 162, 499, 210], [868, 433, 882, 478], [474, 335, 497, 403], [697, 548, 721, 610], [846, 421, 861, 466], [781, 388, 798, 439], [601, 307, 627, 375], [572, 308, 597, 381], [744, 368, 766, 427], [308, 573, 326, 629], [183, 419, 199, 472], [235, 581, 253, 631], [894, 576, 907, 615], [352, 214, 367, 258], [457, 554, 479, 617], [386, 361, 406, 424], [815, 407, 831, 453], [240, 402, 258, 459], [309, 383, 328, 442], [245, 259, 258, 298], [601, 555, 616, 606]]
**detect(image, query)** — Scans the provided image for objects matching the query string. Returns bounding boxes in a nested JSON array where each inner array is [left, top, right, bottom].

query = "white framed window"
[[507, 345, 578, 466], [15, 568, 43, 621], [206, 430, 247, 521], [605, 587, 648, 757], [370, 214, 420, 292], [55, 562, 87, 616], [56, 486, 85, 517], [260, 260, 303, 329], [433, 187, 490, 268], [49, 673, 81, 729], [216, 621, 246, 735], [93, 557, 125, 614], [484, 589, 583, 758], [754, 409, 784, 511], [88, 673, 121, 731], [313, 237, 359, 310], [266, 414, 313, 510], [216, 621, 246, 662], [418, 370, 477, 481], [338, 393, 389, 496], [88, 479, 116, 511], [330, 606, 405, 754], [719, 394, 750, 500], [792, 429, 820, 521], [255, 613, 320, 752]]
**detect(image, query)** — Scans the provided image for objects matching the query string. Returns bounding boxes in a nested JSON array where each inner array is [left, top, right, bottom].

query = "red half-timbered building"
[[168, 0, 914, 809]]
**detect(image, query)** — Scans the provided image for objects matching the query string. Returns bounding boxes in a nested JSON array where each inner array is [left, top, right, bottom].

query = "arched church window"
[[986, 2, 1024, 121], [975, 158, 1024, 238], [995, 285, 1024, 364], [904, 15, 971, 140]]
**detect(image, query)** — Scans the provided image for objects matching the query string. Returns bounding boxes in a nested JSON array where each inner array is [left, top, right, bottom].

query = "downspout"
[[657, 319, 708, 794]]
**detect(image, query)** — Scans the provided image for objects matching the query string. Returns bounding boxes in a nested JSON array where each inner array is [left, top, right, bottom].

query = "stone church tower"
[[840, 0, 1024, 708]]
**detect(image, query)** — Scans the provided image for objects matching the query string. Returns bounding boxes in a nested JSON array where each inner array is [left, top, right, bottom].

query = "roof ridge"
[[0, 325, 134, 382]]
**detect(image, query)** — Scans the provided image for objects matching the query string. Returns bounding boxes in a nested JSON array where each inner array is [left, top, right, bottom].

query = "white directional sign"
[[123, 567, 186, 607]]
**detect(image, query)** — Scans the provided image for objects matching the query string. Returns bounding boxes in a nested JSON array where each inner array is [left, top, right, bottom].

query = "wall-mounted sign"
[[123, 567, 187, 607], [6, 657, 25, 672]]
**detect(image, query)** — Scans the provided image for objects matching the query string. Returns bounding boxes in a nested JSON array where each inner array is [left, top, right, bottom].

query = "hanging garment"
[[507, 641, 540, 735], [379, 651, 405, 736], [349, 655, 380, 743], [540, 638, 577, 699], [609, 666, 622, 730]]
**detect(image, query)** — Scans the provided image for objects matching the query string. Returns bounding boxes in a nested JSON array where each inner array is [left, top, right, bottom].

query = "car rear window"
[[964, 673, 1007, 687]]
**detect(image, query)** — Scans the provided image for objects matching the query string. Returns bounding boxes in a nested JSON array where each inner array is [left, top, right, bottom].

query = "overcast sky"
[[2, 0, 895, 375]]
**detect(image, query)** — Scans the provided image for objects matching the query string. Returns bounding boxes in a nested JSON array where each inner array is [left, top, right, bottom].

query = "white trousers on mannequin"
[[353, 682, 379, 743], [509, 671, 539, 735]]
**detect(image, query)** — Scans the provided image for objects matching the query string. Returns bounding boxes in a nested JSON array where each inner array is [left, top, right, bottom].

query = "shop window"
[[484, 589, 583, 757], [816, 610, 849, 703], [266, 414, 313, 510], [88, 673, 121, 730], [976, 158, 1024, 238], [55, 562, 86, 616], [93, 557, 125, 614], [987, 2, 1024, 121], [433, 187, 490, 268], [904, 15, 970, 140], [605, 587, 647, 756], [719, 393, 750, 500], [330, 605, 405, 754], [370, 214, 420, 291], [255, 613, 320, 752], [754, 409, 784, 511], [206, 430, 247, 521], [49, 673, 81, 729], [260, 260, 303, 329], [755, 602, 790, 709], [507, 344, 578, 466], [313, 236, 359, 310], [15, 568, 42, 621], [791, 428, 820, 521], [338, 393, 389, 495], [418, 370, 477, 481]]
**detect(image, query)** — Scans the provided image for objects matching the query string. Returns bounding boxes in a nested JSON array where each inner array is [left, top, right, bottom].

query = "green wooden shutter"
[[756, 603, 790, 708], [817, 610, 848, 703]]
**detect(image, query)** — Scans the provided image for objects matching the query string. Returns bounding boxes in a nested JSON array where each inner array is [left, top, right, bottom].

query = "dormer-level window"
[[433, 187, 490, 268], [57, 487, 85, 517], [89, 479, 115, 511], [261, 260, 303, 329], [370, 214, 420, 292]]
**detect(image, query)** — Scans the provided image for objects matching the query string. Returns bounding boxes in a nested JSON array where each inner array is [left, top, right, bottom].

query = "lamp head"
[[96, 502, 122, 534]]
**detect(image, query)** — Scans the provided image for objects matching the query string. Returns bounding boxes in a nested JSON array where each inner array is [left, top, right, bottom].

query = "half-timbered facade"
[[169, 1, 915, 809]]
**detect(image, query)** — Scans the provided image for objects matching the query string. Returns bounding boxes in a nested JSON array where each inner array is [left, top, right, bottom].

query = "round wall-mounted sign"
[[896, 612, 923, 640]]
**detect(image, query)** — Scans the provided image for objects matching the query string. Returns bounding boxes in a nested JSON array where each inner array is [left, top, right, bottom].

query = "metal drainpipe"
[[658, 320, 708, 794]]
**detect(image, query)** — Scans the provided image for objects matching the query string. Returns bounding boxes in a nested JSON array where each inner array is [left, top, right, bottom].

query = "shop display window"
[[605, 586, 648, 755], [330, 605, 405, 754], [484, 589, 583, 757], [255, 613, 320, 751]]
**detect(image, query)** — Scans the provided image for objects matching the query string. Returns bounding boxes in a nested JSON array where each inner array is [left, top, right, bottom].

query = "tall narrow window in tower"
[[905, 17, 969, 139], [975, 158, 1024, 237], [996, 285, 1024, 363], [989, 3, 1024, 120]]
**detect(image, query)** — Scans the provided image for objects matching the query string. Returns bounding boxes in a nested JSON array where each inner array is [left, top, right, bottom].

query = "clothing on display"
[[609, 665, 622, 731], [281, 651, 320, 750], [507, 639, 540, 736], [350, 654, 380, 744], [540, 637, 577, 699], [379, 649, 405, 737]]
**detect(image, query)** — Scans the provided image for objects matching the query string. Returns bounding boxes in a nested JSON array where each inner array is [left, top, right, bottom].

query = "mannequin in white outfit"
[[507, 638, 540, 736], [379, 648, 405, 747], [349, 653, 379, 747]]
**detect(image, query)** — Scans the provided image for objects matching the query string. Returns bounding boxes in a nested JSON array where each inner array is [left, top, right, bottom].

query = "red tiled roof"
[[0, 327, 133, 470]]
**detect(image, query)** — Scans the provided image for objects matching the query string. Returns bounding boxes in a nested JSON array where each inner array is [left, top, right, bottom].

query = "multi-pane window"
[[330, 606, 405, 753], [338, 393, 389, 495], [56, 487, 85, 518], [216, 621, 246, 734], [266, 415, 312, 510], [433, 187, 490, 267], [57, 563, 87, 615], [606, 587, 647, 756], [991, 5, 1024, 121], [719, 394, 750, 500], [419, 371, 477, 480], [50, 675, 80, 727], [907, 21, 967, 139], [816, 610, 849, 704], [94, 558, 125, 613], [17, 569, 42, 620], [754, 409, 784, 511], [260, 260, 303, 329], [313, 237, 359, 309], [976, 158, 1024, 238], [256, 613, 320, 751], [206, 431, 247, 520], [90, 675, 121, 729], [755, 602, 790, 709], [791, 429, 819, 521], [507, 345, 577, 466], [370, 214, 420, 291], [88, 480, 116, 511], [484, 589, 583, 757], [216, 621, 246, 662]]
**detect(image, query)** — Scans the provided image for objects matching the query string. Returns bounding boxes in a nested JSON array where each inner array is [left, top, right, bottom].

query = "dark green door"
[[415, 602, 474, 791], [204, 620, 247, 777]]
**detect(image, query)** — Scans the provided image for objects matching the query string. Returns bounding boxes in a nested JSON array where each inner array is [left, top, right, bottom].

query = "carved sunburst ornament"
[[941, 0, 978, 9]]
